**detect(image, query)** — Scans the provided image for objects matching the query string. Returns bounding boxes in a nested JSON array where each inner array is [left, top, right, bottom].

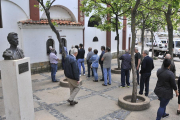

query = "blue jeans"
[[51, 64, 57, 82], [62, 56, 65, 70], [100, 64, 104, 79], [121, 68, 130, 87], [156, 97, 170, 120], [139, 73, 151, 96], [103, 68, 111, 85], [78, 59, 85, 75], [92, 67, 98, 80]]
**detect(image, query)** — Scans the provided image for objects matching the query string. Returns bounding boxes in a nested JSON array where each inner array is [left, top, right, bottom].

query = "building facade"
[[0, 0, 131, 74]]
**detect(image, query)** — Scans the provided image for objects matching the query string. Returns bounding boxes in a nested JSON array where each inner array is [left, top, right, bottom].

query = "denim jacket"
[[89, 55, 99, 68]]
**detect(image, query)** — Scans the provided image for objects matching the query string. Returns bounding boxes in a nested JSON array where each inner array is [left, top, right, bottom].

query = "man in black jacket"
[[64, 48, 80, 105], [77, 44, 85, 76], [139, 50, 154, 96], [99, 46, 105, 81], [119, 49, 131, 88]]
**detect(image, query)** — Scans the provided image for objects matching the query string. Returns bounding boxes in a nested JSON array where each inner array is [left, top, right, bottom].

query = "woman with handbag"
[[89, 49, 99, 82], [154, 59, 179, 120]]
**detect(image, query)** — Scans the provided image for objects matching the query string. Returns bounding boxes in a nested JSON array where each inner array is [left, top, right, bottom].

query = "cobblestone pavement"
[[0, 58, 180, 120]]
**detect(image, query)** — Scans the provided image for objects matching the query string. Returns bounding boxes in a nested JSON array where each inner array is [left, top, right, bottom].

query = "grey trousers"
[[67, 77, 80, 101]]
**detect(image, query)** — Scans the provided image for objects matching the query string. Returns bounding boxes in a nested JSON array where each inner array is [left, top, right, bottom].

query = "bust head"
[[2, 32, 24, 60], [7, 32, 19, 47]]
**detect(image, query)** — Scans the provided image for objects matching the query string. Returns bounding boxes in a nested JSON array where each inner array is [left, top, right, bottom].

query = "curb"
[[118, 95, 150, 111], [111, 68, 121, 74]]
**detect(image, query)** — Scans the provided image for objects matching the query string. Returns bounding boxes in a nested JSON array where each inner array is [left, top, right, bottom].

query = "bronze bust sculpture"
[[3, 32, 24, 60]]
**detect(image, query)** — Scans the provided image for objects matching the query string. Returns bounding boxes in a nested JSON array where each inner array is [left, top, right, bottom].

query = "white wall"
[[41, 6, 73, 21], [21, 27, 83, 63], [84, 15, 106, 56], [0, 1, 28, 61], [6, 0, 30, 18], [126, 25, 132, 49], [40, 0, 78, 22], [111, 30, 123, 53]]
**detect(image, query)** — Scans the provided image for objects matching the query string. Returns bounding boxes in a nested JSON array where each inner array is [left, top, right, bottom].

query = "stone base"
[[31, 60, 62, 74], [111, 68, 121, 74], [118, 95, 150, 111], [0, 57, 35, 120], [59, 77, 83, 88]]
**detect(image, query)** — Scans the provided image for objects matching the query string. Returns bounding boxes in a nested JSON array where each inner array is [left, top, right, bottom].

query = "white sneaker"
[[83, 74, 85, 76], [79, 75, 81, 76]]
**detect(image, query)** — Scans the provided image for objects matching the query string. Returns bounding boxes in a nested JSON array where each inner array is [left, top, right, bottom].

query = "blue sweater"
[[89, 54, 99, 68], [64, 55, 79, 81]]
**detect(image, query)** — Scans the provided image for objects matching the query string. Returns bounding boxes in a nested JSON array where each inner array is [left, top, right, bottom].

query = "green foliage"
[[52, 21, 58, 26], [81, 0, 132, 32]]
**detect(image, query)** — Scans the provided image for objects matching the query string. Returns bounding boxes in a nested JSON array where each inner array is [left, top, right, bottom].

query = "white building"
[[0, 0, 131, 74]]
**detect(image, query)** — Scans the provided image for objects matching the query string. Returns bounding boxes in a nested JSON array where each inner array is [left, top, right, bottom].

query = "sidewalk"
[[0, 59, 180, 120]]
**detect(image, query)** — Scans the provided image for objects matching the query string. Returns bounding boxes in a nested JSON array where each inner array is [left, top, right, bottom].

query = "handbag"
[[91, 56, 98, 68]]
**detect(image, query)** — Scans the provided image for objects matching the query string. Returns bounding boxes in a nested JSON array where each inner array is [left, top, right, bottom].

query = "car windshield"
[[175, 41, 180, 48], [162, 41, 166, 43]]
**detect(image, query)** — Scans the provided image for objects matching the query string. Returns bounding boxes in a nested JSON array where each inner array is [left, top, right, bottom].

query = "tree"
[[145, 0, 180, 59], [35, 0, 66, 58], [81, 0, 131, 69], [130, 0, 141, 102]]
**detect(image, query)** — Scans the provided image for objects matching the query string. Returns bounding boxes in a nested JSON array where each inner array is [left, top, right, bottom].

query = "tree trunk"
[[116, 15, 120, 69], [151, 31, 154, 58], [141, 27, 145, 60], [165, 5, 173, 59], [131, 0, 141, 103]]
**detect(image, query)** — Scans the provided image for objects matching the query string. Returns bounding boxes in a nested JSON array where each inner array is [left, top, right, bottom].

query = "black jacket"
[[119, 52, 131, 70], [154, 68, 177, 99], [99, 50, 105, 64], [77, 48, 85, 59], [64, 55, 79, 81], [140, 56, 154, 74], [178, 77, 180, 92]]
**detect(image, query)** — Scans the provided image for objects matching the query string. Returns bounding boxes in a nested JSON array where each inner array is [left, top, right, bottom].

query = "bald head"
[[165, 54, 171, 59]]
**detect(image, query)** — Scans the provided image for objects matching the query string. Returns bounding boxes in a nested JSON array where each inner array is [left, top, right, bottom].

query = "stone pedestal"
[[0, 57, 34, 120]]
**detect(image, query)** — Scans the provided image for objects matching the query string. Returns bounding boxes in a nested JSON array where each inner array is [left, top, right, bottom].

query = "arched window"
[[93, 36, 98, 42], [59, 38, 67, 54], [46, 39, 54, 55], [88, 15, 101, 27]]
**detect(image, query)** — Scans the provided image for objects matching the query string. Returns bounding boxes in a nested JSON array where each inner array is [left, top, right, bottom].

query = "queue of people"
[[48, 45, 180, 118]]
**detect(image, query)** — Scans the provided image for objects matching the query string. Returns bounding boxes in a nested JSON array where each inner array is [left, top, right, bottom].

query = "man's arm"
[[101, 54, 106, 61], [119, 55, 123, 60], [140, 59, 146, 73], [71, 61, 79, 81], [137, 59, 141, 70]]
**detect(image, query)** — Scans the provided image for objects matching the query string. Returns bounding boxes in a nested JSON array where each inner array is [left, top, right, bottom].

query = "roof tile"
[[18, 19, 83, 26]]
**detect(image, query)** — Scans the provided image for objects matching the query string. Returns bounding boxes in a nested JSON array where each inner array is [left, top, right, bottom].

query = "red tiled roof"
[[18, 19, 83, 26]]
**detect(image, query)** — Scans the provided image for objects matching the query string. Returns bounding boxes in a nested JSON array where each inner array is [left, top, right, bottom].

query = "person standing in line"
[[64, 48, 81, 105], [99, 46, 105, 81], [69, 45, 74, 55], [75, 45, 79, 59], [139, 50, 154, 96], [86, 47, 94, 77], [134, 47, 141, 85], [77, 44, 85, 76], [154, 59, 178, 120], [49, 48, 59, 82], [89, 49, 99, 82], [119, 49, 131, 88], [101, 47, 112, 86], [61, 46, 68, 70], [177, 76, 180, 115], [161, 54, 176, 76]]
